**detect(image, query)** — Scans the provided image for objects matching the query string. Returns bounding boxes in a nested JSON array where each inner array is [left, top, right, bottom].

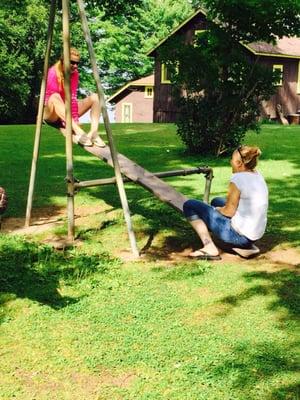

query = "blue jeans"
[[183, 197, 253, 249]]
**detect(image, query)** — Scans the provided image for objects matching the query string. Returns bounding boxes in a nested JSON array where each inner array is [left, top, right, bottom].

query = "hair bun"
[[254, 147, 262, 157]]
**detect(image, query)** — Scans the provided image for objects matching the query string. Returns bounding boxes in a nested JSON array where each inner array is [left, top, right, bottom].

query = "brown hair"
[[238, 145, 262, 170], [55, 47, 80, 90]]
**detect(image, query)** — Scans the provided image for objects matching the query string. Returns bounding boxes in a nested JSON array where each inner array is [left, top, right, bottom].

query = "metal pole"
[[74, 167, 213, 189], [77, 0, 139, 257], [62, 0, 75, 241], [25, 0, 57, 227], [203, 170, 213, 204]]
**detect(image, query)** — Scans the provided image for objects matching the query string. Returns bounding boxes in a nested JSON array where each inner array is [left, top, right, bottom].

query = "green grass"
[[0, 123, 300, 246], [0, 123, 299, 399]]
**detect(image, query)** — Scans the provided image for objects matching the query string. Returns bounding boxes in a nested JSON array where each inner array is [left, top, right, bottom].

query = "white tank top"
[[230, 171, 268, 240]]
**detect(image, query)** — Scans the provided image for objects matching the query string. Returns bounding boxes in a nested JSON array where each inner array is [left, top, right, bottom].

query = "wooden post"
[[25, 0, 57, 227], [62, 0, 75, 242], [77, 0, 139, 257]]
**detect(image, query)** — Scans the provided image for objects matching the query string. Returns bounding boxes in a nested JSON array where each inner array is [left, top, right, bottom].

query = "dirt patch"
[[189, 303, 231, 325], [2, 206, 299, 270], [69, 370, 136, 391], [266, 248, 300, 267], [1, 204, 112, 236], [1, 205, 65, 234], [14, 368, 137, 399], [144, 240, 300, 270]]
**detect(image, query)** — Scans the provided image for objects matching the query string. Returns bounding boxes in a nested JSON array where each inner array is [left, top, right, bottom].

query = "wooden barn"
[[147, 9, 300, 123], [108, 75, 154, 123]]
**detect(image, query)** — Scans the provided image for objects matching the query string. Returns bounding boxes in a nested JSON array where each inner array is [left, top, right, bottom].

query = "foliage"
[[72, 0, 193, 95], [0, 0, 51, 123], [84, 0, 143, 17], [158, 0, 300, 155], [194, 0, 300, 41]]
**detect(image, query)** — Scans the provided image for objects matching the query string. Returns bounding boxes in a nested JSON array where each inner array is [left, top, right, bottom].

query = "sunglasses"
[[237, 145, 245, 162], [70, 60, 79, 66]]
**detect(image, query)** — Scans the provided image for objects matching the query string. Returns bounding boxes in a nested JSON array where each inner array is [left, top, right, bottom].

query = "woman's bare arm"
[[217, 183, 240, 217]]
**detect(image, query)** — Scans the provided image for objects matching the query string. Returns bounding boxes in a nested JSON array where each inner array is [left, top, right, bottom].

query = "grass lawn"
[[0, 123, 299, 399]]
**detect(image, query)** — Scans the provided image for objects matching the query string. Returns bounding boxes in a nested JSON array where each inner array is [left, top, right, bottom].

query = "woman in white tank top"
[[183, 145, 268, 260]]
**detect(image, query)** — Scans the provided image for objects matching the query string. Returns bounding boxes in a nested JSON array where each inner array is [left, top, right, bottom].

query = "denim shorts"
[[183, 197, 253, 248]]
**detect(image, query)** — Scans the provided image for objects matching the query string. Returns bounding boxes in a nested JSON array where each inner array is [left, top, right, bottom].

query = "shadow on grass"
[[270, 383, 300, 400], [218, 269, 299, 323], [0, 235, 116, 322], [204, 340, 299, 398], [209, 268, 299, 397]]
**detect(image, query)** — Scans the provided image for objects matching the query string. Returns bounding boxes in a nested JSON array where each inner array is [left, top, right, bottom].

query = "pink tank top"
[[45, 65, 79, 122]]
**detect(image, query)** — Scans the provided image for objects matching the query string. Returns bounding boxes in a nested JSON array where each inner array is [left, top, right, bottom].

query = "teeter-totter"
[[76, 142, 213, 213], [25, 0, 213, 257]]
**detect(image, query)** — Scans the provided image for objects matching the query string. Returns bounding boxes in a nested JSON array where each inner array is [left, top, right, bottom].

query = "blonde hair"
[[238, 145, 261, 170], [54, 47, 80, 90]]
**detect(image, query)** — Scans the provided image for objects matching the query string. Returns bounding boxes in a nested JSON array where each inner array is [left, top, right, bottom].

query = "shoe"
[[93, 136, 106, 147], [188, 250, 221, 260], [73, 134, 93, 146], [87, 132, 106, 147], [232, 245, 260, 258]]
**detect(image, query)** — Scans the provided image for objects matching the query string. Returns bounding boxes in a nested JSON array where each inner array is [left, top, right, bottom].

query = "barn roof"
[[246, 37, 300, 58], [108, 74, 154, 103], [147, 9, 206, 56], [147, 8, 300, 59]]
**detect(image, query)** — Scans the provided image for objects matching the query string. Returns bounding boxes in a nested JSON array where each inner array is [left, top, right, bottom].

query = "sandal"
[[92, 136, 106, 147], [87, 132, 106, 147], [73, 133, 93, 146], [232, 245, 260, 259], [188, 250, 221, 260]]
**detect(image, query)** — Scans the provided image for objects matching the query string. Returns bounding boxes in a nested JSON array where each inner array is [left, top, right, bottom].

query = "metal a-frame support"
[[25, 0, 139, 257]]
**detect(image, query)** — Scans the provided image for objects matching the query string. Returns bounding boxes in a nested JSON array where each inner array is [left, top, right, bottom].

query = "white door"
[[122, 103, 132, 123]]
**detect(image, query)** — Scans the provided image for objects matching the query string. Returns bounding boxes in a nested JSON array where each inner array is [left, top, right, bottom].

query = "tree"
[[72, 0, 193, 95], [0, 0, 51, 123], [159, 0, 300, 156]]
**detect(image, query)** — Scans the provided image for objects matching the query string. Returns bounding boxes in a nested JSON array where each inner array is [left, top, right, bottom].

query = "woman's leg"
[[78, 93, 105, 146], [211, 197, 226, 208], [44, 93, 92, 145], [189, 219, 220, 256], [183, 199, 220, 256], [44, 93, 65, 123], [184, 198, 254, 256]]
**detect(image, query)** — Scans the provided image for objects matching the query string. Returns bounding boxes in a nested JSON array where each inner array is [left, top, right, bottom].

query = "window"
[[194, 30, 206, 47], [297, 61, 300, 94], [122, 103, 132, 123], [273, 64, 284, 86], [195, 29, 206, 36], [161, 63, 171, 84], [145, 86, 154, 98]]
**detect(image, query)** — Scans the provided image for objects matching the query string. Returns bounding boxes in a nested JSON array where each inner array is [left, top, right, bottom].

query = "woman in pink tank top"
[[44, 47, 105, 147]]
